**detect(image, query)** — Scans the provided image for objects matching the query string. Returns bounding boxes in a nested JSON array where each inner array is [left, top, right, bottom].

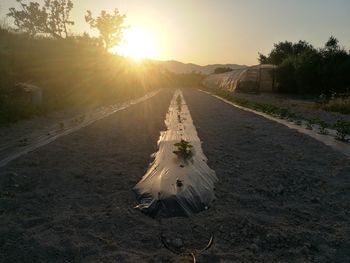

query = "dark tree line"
[[259, 37, 350, 95], [213, 67, 233, 74], [8, 0, 74, 39], [85, 9, 126, 50]]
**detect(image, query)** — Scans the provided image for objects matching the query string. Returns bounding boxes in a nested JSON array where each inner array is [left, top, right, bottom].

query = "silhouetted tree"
[[85, 9, 126, 50], [325, 36, 339, 51], [258, 52, 268, 64], [258, 40, 314, 65], [8, 0, 74, 38], [268, 37, 350, 95]]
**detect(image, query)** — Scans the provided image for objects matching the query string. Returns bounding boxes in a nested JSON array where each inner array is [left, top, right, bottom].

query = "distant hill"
[[158, 60, 247, 75]]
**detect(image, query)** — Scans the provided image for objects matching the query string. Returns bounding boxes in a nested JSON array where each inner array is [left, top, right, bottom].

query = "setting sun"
[[110, 27, 158, 61]]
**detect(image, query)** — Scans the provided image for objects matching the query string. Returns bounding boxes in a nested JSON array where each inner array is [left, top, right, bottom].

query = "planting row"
[[205, 88, 350, 142]]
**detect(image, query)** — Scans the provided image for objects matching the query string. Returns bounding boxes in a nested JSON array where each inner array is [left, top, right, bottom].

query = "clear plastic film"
[[134, 90, 218, 217], [203, 64, 276, 92]]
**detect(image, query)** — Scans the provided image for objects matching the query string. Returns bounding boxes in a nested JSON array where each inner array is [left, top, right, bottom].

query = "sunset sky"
[[1, 0, 350, 65]]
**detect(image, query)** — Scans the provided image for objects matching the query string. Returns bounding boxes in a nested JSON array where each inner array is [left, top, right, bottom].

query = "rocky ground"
[[0, 88, 349, 262]]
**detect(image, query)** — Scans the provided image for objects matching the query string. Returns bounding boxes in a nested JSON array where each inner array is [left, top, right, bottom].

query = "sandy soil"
[[1, 88, 349, 262]]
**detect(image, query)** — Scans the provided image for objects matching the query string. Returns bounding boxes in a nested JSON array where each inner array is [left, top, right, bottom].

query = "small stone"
[[172, 238, 183, 248], [275, 184, 284, 195], [303, 242, 314, 250], [311, 197, 320, 203], [250, 243, 259, 253], [300, 245, 309, 255]]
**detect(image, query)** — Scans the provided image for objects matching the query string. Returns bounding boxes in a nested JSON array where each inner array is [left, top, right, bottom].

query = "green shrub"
[[334, 120, 350, 141], [318, 120, 328, 135]]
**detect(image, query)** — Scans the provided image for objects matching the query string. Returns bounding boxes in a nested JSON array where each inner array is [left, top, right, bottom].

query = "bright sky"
[[1, 0, 350, 65]]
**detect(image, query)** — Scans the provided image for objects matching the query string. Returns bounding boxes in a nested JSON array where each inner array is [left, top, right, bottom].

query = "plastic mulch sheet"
[[134, 90, 218, 217]]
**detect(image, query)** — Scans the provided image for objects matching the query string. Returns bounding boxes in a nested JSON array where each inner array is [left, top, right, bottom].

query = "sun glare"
[[110, 27, 158, 61]]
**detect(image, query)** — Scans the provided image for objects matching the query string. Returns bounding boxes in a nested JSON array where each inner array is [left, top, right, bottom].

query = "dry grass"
[[319, 97, 350, 114]]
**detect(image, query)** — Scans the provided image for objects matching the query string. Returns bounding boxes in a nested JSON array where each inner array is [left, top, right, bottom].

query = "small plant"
[[334, 119, 350, 142], [318, 120, 328, 135], [306, 121, 313, 130], [318, 93, 328, 104], [173, 139, 193, 159], [176, 179, 183, 187], [177, 113, 182, 123], [18, 138, 28, 146], [59, 122, 65, 129], [295, 120, 302, 126], [279, 108, 289, 118], [176, 94, 182, 111], [80, 114, 85, 122]]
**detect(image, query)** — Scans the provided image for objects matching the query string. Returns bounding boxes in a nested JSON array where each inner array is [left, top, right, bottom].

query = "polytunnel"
[[203, 64, 276, 93]]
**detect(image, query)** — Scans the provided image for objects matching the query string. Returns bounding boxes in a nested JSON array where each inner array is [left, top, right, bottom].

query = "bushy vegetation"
[[0, 29, 167, 125], [0, 1, 170, 125], [8, 0, 74, 39], [259, 37, 350, 96]]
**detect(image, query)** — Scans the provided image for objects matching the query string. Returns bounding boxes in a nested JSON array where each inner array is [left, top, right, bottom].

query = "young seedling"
[[177, 113, 182, 123], [306, 121, 313, 130], [318, 120, 328, 135], [59, 122, 65, 129], [176, 94, 182, 111], [78, 114, 85, 122], [18, 138, 29, 147], [176, 179, 183, 187], [335, 119, 350, 142], [173, 139, 193, 159], [295, 120, 302, 126], [279, 108, 289, 118]]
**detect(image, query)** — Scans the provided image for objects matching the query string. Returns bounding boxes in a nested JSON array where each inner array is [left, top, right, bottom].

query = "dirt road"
[[1, 88, 349, 262]]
